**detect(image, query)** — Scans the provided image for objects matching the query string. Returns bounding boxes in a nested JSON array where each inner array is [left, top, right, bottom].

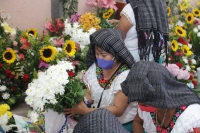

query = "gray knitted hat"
[[86, 28, 136, 68], [73, 108, 129, 133], [121, 60, 200, 108]]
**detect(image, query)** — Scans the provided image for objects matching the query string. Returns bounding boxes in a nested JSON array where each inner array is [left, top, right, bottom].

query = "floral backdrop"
[[0, 0, 200, 132]]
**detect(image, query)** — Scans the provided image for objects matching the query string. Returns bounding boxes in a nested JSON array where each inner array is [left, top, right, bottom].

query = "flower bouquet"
[[25, 60, 86, 132]]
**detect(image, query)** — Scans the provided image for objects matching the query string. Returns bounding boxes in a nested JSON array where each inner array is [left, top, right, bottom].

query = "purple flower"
[[70, 13, 81, 23], [38, 60, 49, 69]]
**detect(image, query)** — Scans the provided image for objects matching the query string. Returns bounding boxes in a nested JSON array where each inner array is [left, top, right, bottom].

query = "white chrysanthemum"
[[188, 43, 192, 49], [0, 85, 7, 91], [193, 28, 198, 33], [0, 113, 11, 132], [176, 20, 184, 27], [185, 65, 191, 71], [2, 93, 10, 100], [30, 111, 39, 123], [197, 32, 200, 37], [178, 43, 182, 47], [198, 25, 200, 30], [182, 58, 188, 64], [191, 59, 197, 64], [50, 98, 58, 104], [25, 96, 34, 105]]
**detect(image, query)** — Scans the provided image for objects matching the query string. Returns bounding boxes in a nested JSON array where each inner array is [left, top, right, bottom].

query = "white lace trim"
[[138, 104, 200, 133]]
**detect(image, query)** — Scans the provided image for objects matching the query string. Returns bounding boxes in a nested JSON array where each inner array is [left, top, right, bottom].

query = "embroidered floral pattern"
[[150, 106, 187, 133], [96, 64, 128, 90]]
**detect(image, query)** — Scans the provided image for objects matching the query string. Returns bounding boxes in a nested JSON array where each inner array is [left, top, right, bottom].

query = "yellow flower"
[[63, 40, 76, 57], [0, 104, 10, 116], [179, 0, 191, 11], [25, 28, 38, 38], [171, 40, 179, 52], [182, 45, 193, 56], [1, 22, 16, 36], [197, 2, 200, 6], [102, 8, 114, 19], [2, 48, 16, 64], [174, 26, 186, 37], [185, 13, 194, 24], [40, 46, 56, 62], [7, 111, 12, 118], [167, 7, 171, 16], [191, 65, 196, 69], [192, 8, 200, 17]]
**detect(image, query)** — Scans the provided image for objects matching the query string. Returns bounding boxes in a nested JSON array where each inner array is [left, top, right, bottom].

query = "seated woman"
[[64, 28, 138, 132], [121, 60, 200, 133]]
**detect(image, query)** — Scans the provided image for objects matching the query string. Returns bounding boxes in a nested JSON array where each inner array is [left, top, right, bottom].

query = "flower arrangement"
[[0, 104, 16, 132], [166, 0, 200, 95], [25, 61, 85, 123]]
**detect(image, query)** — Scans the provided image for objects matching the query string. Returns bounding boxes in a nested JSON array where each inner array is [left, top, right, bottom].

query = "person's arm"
[[105, 90, 128, 117], [190, 127, 200, 133], [133, 113, 144, 133], [116, 14, 133, 39]]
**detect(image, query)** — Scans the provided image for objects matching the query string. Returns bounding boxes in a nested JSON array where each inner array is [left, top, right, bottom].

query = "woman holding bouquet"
[[64, 28, 137, 132]]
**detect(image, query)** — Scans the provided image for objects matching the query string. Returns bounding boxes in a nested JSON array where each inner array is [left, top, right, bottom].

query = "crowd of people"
[[64, 0, 200, 132]]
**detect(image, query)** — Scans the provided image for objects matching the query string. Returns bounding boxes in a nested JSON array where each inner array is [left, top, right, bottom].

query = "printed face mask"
[[139, 104, 158, 112], [96, 58, 114, 70]]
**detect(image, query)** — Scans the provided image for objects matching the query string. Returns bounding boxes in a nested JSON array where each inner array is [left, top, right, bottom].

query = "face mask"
[[125, 0, 129, 3], [139, 105, 158, 112], [96, 58, 114, 70]]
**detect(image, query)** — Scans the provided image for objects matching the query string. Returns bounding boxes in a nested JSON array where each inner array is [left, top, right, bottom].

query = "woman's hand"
[[63, 101, 89, 117], [108, 19, 119, 25]]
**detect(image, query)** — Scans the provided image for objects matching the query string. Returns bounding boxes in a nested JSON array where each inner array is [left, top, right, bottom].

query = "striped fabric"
[[86, 28, 136, 68], [121, 61, 200, 108], [73, 108, 129, 133]]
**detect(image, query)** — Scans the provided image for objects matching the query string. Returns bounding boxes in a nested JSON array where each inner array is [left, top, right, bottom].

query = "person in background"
[[64, 28, 137, 132], [109, 0, 169, 64], [121, 60, 200, 133]]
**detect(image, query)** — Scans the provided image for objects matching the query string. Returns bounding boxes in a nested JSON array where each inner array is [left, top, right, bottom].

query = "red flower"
[[0, 63, 3, 68], [189, 74, 194, 80], [68, 71, 75, 77], [194, 20, 199, 25], [175, 62, 182, 68], [5, 70, 11, 75], [9, 74, 15, 79], [12, 86, 17, 92], [177, 37, 188, 45], [23, 74, 29, 82], [192, 80, 198, 86]]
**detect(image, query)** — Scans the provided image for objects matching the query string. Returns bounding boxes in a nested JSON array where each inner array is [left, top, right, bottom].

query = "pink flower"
[[156, 125, 162, 132], [97, 0, 118, 11], [53, 37, 64, 47], [44, 20, 57, 33], [177, 69, 190, 80], [70, 13, 81, 23], [20, 37, 31, 50], [56, 18, 64, 29], [86, 0, 97, 7], [13, 41, 18, 46], [38, 59, 49, 69], [19, 53, 25, 60], [163, 64, 180, 77]]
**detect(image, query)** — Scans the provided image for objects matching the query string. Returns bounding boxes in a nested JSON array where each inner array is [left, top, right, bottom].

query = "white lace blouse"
[[138, 103, 200, 133], [83, 63, 137, 124]]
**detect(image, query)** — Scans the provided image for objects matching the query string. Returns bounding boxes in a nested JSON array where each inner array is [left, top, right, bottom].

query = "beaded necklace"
[[96, 64, 128, 90], [150, 106, 187, 133]]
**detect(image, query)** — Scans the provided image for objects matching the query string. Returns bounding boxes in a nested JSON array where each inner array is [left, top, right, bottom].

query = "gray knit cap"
[[121, 60, 200, 108], [86, 28, 136, 68], [73, 108, 129, 133]]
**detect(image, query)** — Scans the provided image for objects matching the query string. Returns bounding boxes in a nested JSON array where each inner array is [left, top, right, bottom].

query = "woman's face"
[[95, 46, 114, 60]]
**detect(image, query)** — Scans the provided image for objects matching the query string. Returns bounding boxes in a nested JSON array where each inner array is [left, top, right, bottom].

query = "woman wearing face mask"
[[121, 61, 200, 133], [109, 0, 169, 64], [64, 28, 138, 132]]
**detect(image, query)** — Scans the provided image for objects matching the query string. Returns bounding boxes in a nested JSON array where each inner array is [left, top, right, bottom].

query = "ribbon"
[[0, 126, 5, 133]]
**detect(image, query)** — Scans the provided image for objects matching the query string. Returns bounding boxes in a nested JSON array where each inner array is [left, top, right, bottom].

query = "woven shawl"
[[121, 60, 200, 108], [73, 108, 129, 133], [130, 0, 169, 63], [86, 28, 136, 68]]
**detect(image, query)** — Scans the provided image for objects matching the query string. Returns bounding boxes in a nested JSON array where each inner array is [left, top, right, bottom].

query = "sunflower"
[[185, 13, 194, 24], [192, 8, 200, 17], [102, 8, 114, 19], [167, 7, 171, 16], [40, 46, 56, 62], [63, 40, 76, 57], [182, 45, 193, 56], [170, 40, 179, 52], [25, 28, 38, 38], [2, 49, 16, 64], [174, 26, 186, 37]]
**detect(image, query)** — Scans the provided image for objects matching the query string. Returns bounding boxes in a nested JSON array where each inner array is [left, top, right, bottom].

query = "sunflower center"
[[178, 29, 183, 34], [172, 43, 175, 48], [66, 44, 72, 53], [195, 11, 199, 15], [28, 30, 34, 36], [5, 52, 13, 60], [43, 49, 52, 58], [184, 49, 187, 54], [188, 16, 191, 21]]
